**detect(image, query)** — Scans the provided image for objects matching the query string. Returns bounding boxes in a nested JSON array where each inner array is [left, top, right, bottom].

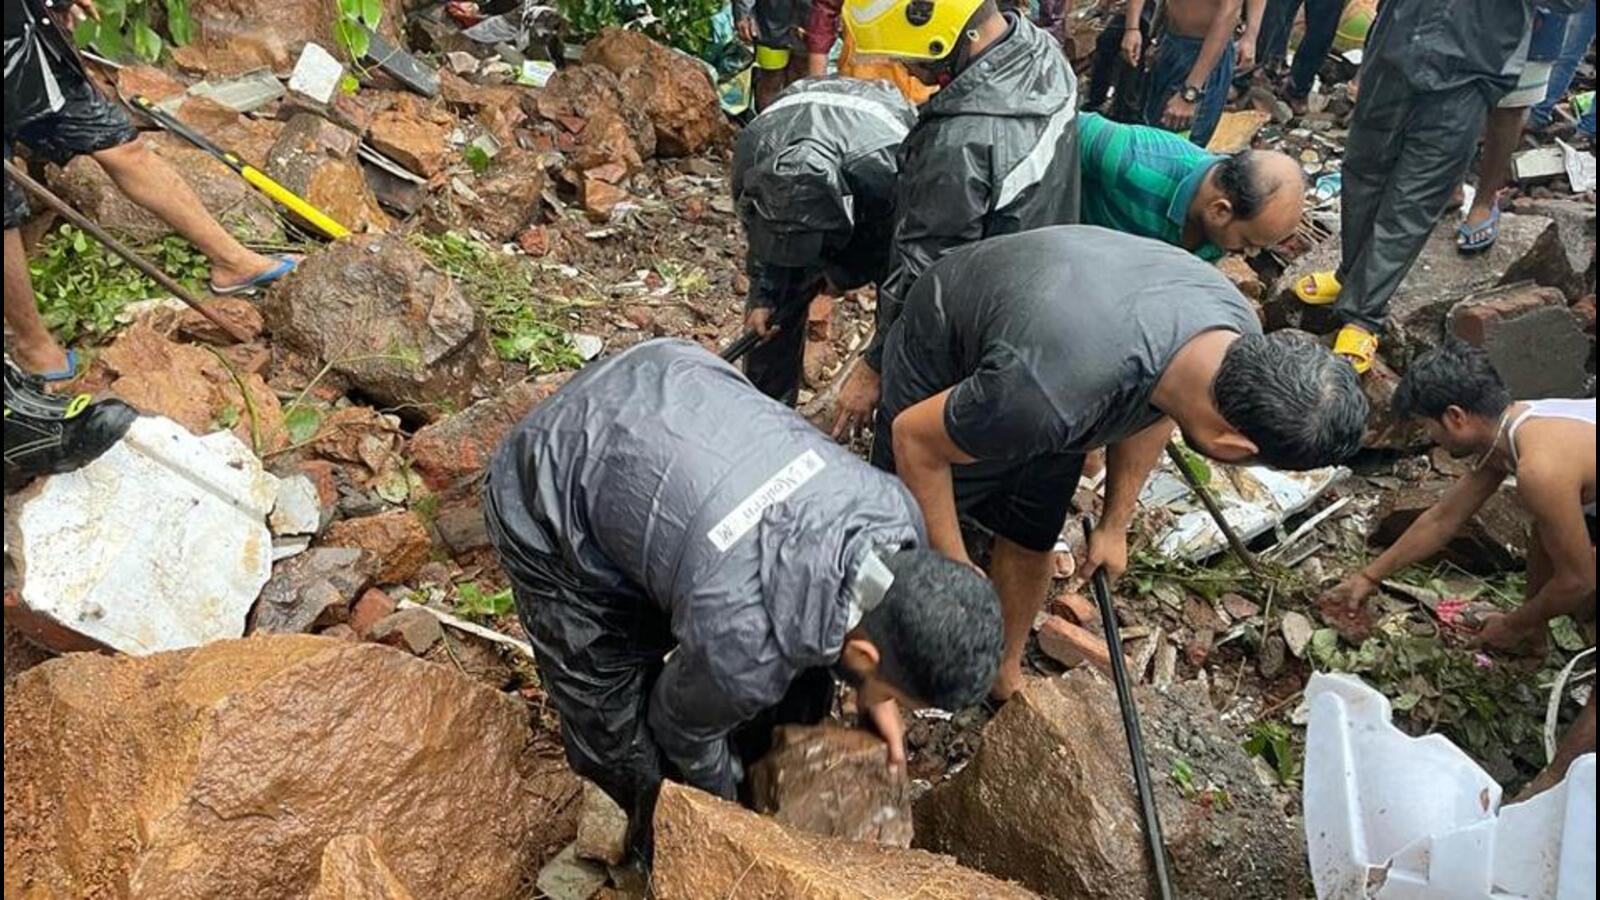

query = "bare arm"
[[1085, 419, 1173, 581], [1238, 0, 1265, 66], [1363, 466, 1507, 583], [1125, 0, 1146, 29], [891, 389, 978, 564]]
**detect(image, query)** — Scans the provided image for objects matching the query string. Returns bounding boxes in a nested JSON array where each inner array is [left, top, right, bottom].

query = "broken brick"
[[1048, 592, 1100, 627], [349, 588, 398, 638], [1448, 283, 1590, 399], [367, 608, 443, 655], [1037, 615, 1126, 675]]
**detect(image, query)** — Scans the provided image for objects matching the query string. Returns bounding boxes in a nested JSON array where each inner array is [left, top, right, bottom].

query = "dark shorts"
[[871, 421, 1086, 554], [3, 68, 138, 229], [753, 0, 813, 67], [1141, 32, 1235, 148]]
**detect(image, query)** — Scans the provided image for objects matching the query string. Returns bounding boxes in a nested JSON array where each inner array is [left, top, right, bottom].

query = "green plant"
[[454, 582, 514, 621], [28, 225, 209, 342], [411, 231, 582, 373], [1244, 721, 1301, 786], [73, 0, 195, 62], [463, 144, 493, 176], [555, 0, 723, 56], [334, 0, 383, 62]]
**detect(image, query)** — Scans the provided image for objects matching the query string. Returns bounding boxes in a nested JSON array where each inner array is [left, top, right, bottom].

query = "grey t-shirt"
[[878, 225, 1262, 461]]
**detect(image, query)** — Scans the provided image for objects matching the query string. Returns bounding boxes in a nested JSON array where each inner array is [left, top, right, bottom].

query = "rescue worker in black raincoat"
[[732, 77, 917, 405], [483, 338, 1003, 861], [829, 0, 1082, 438], [1289, 0, 1590, 375]]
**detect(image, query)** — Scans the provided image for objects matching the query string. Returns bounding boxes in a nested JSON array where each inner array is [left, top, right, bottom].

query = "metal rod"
[[1086, 515, 1176, 900], [719, 329, 760, 364], [1164, 441, 1260, 573], [3, 159, 255, 345]]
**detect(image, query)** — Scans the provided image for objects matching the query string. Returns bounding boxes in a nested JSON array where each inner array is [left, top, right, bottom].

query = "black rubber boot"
[[4, 359, 138, 488]]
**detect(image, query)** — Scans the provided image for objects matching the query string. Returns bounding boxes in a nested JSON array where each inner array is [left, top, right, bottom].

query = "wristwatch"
[[1179, 84, 1204, 103]]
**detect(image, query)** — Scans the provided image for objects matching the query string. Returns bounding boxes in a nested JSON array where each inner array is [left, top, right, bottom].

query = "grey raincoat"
[[483, 339, 925, 851], [867, 12, 1081, 371], [732, 77, 916, 402]]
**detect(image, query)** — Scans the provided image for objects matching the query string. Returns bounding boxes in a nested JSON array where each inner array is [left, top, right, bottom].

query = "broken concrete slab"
[[3, 636, 575, 898], [289, 42, 344, 105], [914, 672, 1308, 899], [249, 546, 376, 635], [4, 417, 275, 655], [263, 234, 502, 421], [1447, 283, 1592, 400], [307, 834, 417, 900], [321, 510, 431, 584], [652, 783, 1039, 899], [265, 112, 391, 234], [185, 68, 286, 113], [1509, 196, 1597, 300], [1371, 482, 1528, 573], [1271, 214, 1568, 368], [408, 375, 569, 490], [574, 781, 629, 866], [580, 29, 731, 158], [748, 724, 914, 848]]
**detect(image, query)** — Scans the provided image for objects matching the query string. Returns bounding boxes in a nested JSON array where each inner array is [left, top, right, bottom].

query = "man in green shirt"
[[1077, 112, 1305, 261]]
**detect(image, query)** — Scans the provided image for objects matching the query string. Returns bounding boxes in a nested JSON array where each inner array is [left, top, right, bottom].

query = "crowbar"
[[128, 95, 352, 241], [719, 329, 761, 364], [3, 159, 255, 345], [1086, 514, 1176, 899]]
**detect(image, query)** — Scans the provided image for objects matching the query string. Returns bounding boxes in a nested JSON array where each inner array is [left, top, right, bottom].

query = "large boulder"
[[2, 636, 579, 899], [1508, 196, 1596, 300], [454, 150, 546, 243], [651, 783, 1039, 899], [49, 134, 284, 245], [170, 0, 406, 76], [264, 112, 390, 235], [580, 28, 731, 157], [262, 234, 503, 422], [368, 94, 453, 179], [915, 672, 1308, 900], [748, 724, 915, 848], [534, 63, 656, 167], [407, 374, 569, 490], [1270, 214, 1568, 369]]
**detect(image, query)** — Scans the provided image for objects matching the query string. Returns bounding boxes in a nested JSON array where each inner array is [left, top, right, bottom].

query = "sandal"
[[1293, 271, 1342, 306], [31, 349, 80, 384], [209, 255, 299, 296], [1456, 202, 1500, 255], [1333, 324, 1378, 375]]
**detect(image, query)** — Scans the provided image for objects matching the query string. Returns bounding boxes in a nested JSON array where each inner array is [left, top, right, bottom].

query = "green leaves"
[[463, 144, 492, 176], [1243, 721, 1301, 786], [71, 0, 180, 61], [334, 0, 378, 62], [454, 583, 514, 621], [164, 0, 195, 45], [28, 227, 210, 343], [283, 405, 323, 445], [359, 0, 383, 30]]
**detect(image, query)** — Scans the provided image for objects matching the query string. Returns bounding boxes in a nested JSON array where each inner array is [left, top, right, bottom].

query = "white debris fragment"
[[1140, 454, 1349, 563], [4, 416, 276, 654], [288, 42, 344, 105]]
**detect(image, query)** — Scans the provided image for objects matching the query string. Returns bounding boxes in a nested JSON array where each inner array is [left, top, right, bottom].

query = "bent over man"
[[733, 77, 916, 403], [874, 226, 1367, 700], [484, 339, 1003, 860]]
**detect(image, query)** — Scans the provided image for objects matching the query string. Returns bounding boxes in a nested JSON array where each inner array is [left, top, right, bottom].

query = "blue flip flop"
[[209, 255, 299, 296], [34, 349, 80, 383], [1456, 203, 1500, 255]]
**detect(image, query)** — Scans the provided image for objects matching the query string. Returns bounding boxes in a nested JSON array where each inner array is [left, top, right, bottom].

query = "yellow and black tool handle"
[[128, 95, 352, 241]]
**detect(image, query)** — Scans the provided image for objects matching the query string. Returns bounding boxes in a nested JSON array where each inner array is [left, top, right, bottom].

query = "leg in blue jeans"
[[1286, 0, 1347, 98], [1530, 3, 1596, 132], [1256, 0, 1304, 71]]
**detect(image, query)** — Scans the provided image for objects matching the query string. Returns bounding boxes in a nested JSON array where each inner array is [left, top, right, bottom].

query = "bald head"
[[1197, 149, 1306, 255]]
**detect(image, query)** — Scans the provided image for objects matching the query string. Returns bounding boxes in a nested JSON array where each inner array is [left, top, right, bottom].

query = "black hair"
[[1213, 150, 1302, 221], [855, 549, 1002, 710], [1213, 331, 1368, 470], [1394, 339, 1511, 421]]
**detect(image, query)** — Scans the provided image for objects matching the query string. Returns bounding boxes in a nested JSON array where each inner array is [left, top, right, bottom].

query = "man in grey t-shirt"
[[873, 226, 1367, 700]]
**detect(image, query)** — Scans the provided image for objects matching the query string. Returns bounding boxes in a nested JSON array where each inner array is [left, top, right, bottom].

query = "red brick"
[[1047, 592, 1100, 627], [1448, 285, 1566, 347], [1037, 616, 1127, 676], [349, 588, 398, 638]]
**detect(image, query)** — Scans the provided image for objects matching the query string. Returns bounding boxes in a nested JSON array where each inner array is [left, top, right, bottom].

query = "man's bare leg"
[[989, 535, 1056, 700], [90, 141, 279, 289], [1463, 106, 1527, 231], [3, 228, 69, 374]]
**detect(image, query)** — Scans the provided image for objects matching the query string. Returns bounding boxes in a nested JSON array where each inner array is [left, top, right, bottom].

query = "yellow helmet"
[[843, 0, 987, 62]]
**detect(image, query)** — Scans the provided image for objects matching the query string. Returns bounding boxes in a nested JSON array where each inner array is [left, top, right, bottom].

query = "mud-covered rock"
[[369, 95, 452, 178], [265, 113, 390, 234], [321, 510, 431, 584], [249, 546, 377, 634], [408, 374, 569, 490], [915, 672, 1308, 899], [574, 780, 628, 866], [535, 64, 656, 165], [457, 150, 545, 243], [652, 783, 1039, 899], [748, 724, 914, 847], [580, 29, 731, 157], [1360, 357, 1426, 451], [99, 322, 287, 450], [263, 234, 502, 420], [50, 134, 284, 245], [307, 834, 416, 900], [169, 0, 405, 76], [2, 636, 578, 899], [1372, 481, 1528, 572]]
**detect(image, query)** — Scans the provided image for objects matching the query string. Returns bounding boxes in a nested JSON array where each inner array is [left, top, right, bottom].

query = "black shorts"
[[871, 420, 1085, 554], [753, 0, 812, 67], [3, 68, 138, 229]]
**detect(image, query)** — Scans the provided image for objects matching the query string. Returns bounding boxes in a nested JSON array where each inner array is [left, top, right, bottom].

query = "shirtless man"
[[1122, 0, 1246, 146], [1319, 341, 1595, 797]]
